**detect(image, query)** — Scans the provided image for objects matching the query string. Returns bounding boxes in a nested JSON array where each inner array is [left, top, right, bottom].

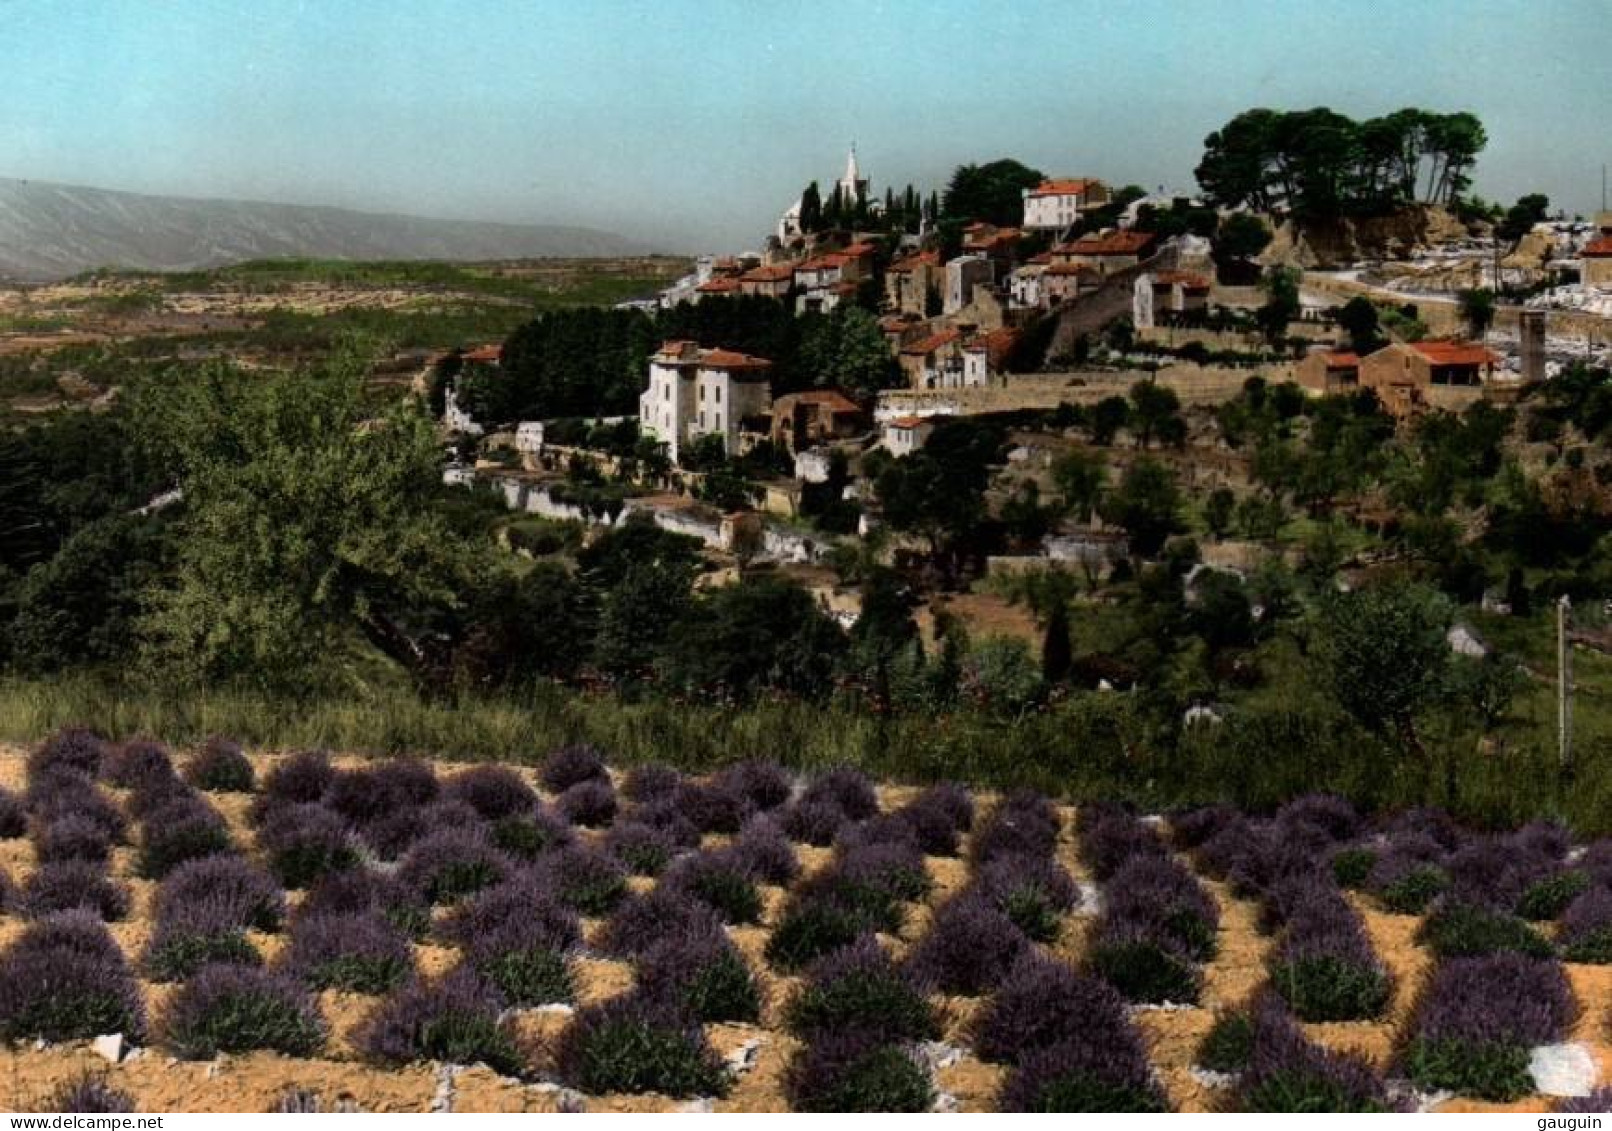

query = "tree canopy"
[[941, 158, 1045, 227], [1196, 107, 1487, 219]]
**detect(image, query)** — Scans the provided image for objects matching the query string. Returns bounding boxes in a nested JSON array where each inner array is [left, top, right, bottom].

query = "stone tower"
[[1520, 308, 1547, 385]]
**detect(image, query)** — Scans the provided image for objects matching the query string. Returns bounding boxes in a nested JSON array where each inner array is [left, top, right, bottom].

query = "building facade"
[[1021, 178, 1111, 232], [639, 341, 774, 462]]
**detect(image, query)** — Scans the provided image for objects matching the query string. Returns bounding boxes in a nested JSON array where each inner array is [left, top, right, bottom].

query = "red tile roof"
[[888, 250, 940, 273], [1411, 340, 1500, 367], [700, 348, 774, 370], [964, 226, 1021, 251], [785, 390, 863, 415], [1060, 230, 1156, 256], [900, 328, 962, 355], [1584, 237, 1612, 257], [795, 255, 846, 272], [462, 344, 502, 363], [697, 277, 742, 293], [1323, 352, 1361, 367], [1154, 270, 1211, 290], [1028, 178, 1104, 198], [887, 415, 935, 429], [740, 265, 795, 282], [1045, 263, 1099, 277]]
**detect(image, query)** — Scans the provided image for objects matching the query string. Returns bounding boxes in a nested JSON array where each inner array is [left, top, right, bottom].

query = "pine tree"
[[799, 182, 822, 234]]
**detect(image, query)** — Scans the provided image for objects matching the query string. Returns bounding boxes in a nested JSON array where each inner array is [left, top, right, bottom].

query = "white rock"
[[1189, 1067, 1237, 1089], [931, 1092, 960, 1113], [92, 1033, 127, 1063], [1075, 880, 1103, 916], [1530, 1042, 1599, 1097], [916, 1041, 966, 1071], [533, 1003, 575, 1016], [677, 1099, 714, 1113], [725, 1038, 764, 1074]]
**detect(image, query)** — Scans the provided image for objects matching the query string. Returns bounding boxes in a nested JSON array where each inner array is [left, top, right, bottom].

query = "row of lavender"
[[1177, 796, 1612, 1104]]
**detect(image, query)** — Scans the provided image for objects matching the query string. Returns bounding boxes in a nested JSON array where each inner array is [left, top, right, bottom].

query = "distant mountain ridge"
[[0, 177, 654, 280]]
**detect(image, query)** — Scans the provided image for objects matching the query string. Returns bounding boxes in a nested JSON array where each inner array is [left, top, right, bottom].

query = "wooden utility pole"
[[1557, 596, 1573, 776]]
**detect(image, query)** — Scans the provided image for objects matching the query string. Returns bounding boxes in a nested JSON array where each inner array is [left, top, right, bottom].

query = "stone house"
[[1051, 230, 1157, 275], [1357, 340, 1500, 418], [1584, 236, 1612, 289], [1295, 350, 1362, 396], [945, 255, 995, 314], [739, 264, 795, 300], [1133, 270, 1211, 327], [1021, 177, 1111, 232], [769, 389, 867, 453], [884, 250, 941, 315], [898, 327, 964, 388], [1010, 254, 1052, 309], [639, 341, 774, 462], [1041, 262, 1101, 305]]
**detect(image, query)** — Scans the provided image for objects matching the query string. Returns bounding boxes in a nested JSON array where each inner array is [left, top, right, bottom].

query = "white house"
[[1021, 178, 1110, 232], [945, 255, 994, 314], [882, 414, 939, 456], [638, 341, 774, 463], [514, 422, 545, 454]]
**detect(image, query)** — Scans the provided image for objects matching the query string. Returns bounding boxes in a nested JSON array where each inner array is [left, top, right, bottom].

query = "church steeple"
[[838, 143, 866, 203]]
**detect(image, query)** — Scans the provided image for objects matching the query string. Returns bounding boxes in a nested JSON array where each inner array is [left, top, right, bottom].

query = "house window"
[[699, 385, 705, 402], [715, 385, 721, 403]]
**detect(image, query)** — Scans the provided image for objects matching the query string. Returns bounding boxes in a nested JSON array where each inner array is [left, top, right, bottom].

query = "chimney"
[[1520, 309, 1547, 385]]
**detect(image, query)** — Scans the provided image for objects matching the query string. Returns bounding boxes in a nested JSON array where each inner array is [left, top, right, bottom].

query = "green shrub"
[[1330, 848, 1376, 890], [1196, 1011, 1254, 1073], [1088, 939, 1200, 1005], [475, 947, 573, 1007], [143, 931, 259, 983], [788, 1038, 933, 1113], [682, 868, 762, 926], [765, 902, 868, 972], [1237, 1069, 1396, 1112], [1417, 903, 1552, 960], [785, 971, 937, 1043], [1402, 1037, 1533, 1102], [1377, 866, 1446, 914], [491, 815, 564, 860], [271, 842, 359, 890], [675, 949, 760, 1024], [1516, 872, 1589, 921], [558, 999, 729, 1098], [1270, 956, 1392, 1021], [163, 968, 325, 1059], [307, 953, 412, 995]]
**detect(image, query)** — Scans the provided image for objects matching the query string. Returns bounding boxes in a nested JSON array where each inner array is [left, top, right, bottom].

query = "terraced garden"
[[0, 731, 1608, 1112]]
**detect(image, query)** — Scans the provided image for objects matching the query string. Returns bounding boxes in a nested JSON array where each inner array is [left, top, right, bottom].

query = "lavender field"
[[0, 730, 1608, 1112]]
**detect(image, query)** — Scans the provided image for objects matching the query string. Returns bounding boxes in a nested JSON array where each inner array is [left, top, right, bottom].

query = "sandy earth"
[[0, 741, 1606, 1113]]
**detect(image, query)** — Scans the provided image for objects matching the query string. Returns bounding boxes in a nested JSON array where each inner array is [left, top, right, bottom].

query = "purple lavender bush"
[[534, 842, 627, 915], [996, 1029, 1167, 1112], [557, 778, 617, 828], [799, 766, 879, 822], [22, 860, 130, 920], [362, 798, 486, 862], [103, 741, 177, 792], [785, 1029, 931, 1112], [904, 893, 1027, 996], [663, 850, 763, 924], [161, 964, 325, 1058], [603, 820, 676, 876], [489, 804, 574, 861], [1087, 921, 1202, 1005], [1557, 1088, 1612, 1113], [556, 993, 729, 1098], [257, 750, 335, 811], [1275, 793, 1362, 843], [715, 759, 794, 811], [327, 760, 439, 824], [783, 935, 936, 1042], [975, 791, 1061, 865], [0, 918, 146, 1041], [259, 803, 359, 890], [1076, 807, 1165, 881], [672, 781, 751, 835], [1366, 834, 1450, 914], [445, 764, 537, 820], [34, 814, 114, 864], [1445, 836, 1558, 913], [29, 774, 126, 843], [1559, 885, 1612, 964], [598, 887, 723, 960], [445, 878, 580, 1007], [911, 782, 974, 832], [780, 797, 849, 846], [971, 855, 1081, 944], [621, 762, 680, 803], [637, 927, 761, 1024], [1103, 854, 1219, 961], [359, 968, 522, 1076], [398, 826, 510, 905], [633, 795, 703, 848], [1401, 952, 1578, 1100], [47, 1073, 135, 1113], [142, 898, 261, 982], [1169, 803, 1239, 850], [135, 795, 233, 879], [729, 814, 799, 885], [893, 796, 961, 857], [283, 911, 413, 993], [539, 744, 609, 793], [974, 954, 1129, 1065], [1268, 884, 1393, 1021], [1233, 996, 1397, 1111], [27, 727, 106, 779], [184, 737, 254, 793], [299, 867, 429, 939]]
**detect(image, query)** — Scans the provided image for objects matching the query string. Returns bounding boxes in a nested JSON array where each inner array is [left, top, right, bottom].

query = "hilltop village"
[[432, 138, 1612, 667]]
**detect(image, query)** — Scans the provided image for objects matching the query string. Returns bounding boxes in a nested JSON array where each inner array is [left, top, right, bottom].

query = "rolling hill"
[[0, 177, 655, 279]]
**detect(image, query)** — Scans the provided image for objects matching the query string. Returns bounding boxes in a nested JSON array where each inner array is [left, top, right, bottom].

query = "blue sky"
[[3, 0, 1608, 251]]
